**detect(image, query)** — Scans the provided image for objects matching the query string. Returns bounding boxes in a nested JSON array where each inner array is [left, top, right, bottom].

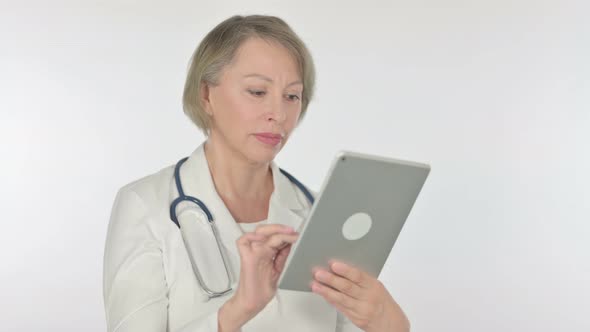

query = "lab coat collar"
[[174, 142, 308, 285]]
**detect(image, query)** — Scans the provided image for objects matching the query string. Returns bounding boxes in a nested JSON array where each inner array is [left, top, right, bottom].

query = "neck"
[[203, 135, 274, 204]]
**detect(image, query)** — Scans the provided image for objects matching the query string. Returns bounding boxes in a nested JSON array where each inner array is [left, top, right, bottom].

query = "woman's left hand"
[[311, 261, 410, 332]]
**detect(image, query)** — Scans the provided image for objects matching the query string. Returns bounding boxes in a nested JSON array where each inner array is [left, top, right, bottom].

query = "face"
[[201, 37, 303, 165]]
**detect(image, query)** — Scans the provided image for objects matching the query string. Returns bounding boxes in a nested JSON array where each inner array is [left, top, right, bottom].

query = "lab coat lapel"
[[267, 162, 309, 232]]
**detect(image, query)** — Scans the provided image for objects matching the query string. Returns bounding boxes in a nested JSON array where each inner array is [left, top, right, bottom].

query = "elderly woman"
[[103, 15, 410, 332]]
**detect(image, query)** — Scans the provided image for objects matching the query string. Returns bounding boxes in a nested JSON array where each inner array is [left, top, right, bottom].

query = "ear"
[[200, 82, 213, 116]]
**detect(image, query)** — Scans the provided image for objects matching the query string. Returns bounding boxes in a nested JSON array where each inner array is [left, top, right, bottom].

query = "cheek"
[[286, 108, 302, 130], [214, 89, 256, 126]]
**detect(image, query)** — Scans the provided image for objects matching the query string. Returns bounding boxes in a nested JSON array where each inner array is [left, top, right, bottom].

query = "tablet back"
[[278, 151, 430, 291]]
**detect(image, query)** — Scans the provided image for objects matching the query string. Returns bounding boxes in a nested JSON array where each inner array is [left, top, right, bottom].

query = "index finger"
[[328, 260, 371, 289], [255, 224, 296, 236]]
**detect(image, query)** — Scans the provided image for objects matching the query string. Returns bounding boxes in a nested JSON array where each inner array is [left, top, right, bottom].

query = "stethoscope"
[[169, 157, 315, 299]]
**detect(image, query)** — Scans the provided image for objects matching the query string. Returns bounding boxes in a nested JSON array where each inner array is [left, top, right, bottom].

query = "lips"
[[254, 132, 284, 146]]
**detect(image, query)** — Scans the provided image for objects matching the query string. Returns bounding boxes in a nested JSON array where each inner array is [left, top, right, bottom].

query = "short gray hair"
[[182, 15, 316, 134]]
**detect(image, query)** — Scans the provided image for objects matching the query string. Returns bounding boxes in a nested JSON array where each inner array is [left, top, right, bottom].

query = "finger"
[[310, 280, 358, 311], [264, 233, 298, 250], [329, 261, 371, 289], [316, 288, 367, 326], [248, 233, 296, 257], [237, 233, 265, 260], [329, 300, 365, 323], [236, 232, 266, 248], [273, 244, 292, 271], [313, 269, 363, 300], [255, 224, 296, 236]]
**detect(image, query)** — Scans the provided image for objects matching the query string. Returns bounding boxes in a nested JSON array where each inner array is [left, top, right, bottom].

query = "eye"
[[286, 94, 301, 102], [248, 89, 266, 97]]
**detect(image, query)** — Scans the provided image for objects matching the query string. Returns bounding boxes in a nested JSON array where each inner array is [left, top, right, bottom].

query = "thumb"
[[273, 244, 292, 273]]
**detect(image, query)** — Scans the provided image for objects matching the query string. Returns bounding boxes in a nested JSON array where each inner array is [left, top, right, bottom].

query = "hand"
[[311, 261, 410, 332], [218, 224, 298, 332]]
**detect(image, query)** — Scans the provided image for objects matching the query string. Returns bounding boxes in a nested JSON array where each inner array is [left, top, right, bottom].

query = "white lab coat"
[[103, 143, 363, 332]]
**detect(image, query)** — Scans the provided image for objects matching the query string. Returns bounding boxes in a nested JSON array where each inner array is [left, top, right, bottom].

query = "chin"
[[245, 143, 283, 164]]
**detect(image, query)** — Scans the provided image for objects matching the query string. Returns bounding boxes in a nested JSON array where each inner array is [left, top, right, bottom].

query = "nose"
[[266, 95, 287, 123]]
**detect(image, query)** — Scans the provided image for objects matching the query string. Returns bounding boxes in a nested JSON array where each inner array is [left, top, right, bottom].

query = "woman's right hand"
[[218, 224, 299, 332]]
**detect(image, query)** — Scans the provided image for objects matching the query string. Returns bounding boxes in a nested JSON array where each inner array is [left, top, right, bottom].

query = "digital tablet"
[[278, 150, 430, 292]]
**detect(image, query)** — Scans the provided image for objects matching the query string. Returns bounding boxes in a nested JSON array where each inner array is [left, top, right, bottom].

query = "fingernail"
[[315, 270, 328, 281], [310, 281, 320, 292], [331, 261, 343, 271]]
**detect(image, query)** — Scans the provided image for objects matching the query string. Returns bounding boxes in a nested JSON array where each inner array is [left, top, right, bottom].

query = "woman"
[[103, 15, 410, 332]]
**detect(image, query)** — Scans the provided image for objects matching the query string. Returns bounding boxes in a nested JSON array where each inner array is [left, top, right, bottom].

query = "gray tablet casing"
[[278, 151, 430, 291]]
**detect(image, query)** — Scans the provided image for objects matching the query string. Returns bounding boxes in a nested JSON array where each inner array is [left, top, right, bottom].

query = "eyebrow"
[[242, 73, 303, 87]]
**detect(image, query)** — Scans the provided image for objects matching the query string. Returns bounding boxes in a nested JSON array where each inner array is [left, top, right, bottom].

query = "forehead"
[[226, 37, 300, 78]]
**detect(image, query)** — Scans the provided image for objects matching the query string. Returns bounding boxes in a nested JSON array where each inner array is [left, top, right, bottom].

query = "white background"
[[1, 0, 589, 331]]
